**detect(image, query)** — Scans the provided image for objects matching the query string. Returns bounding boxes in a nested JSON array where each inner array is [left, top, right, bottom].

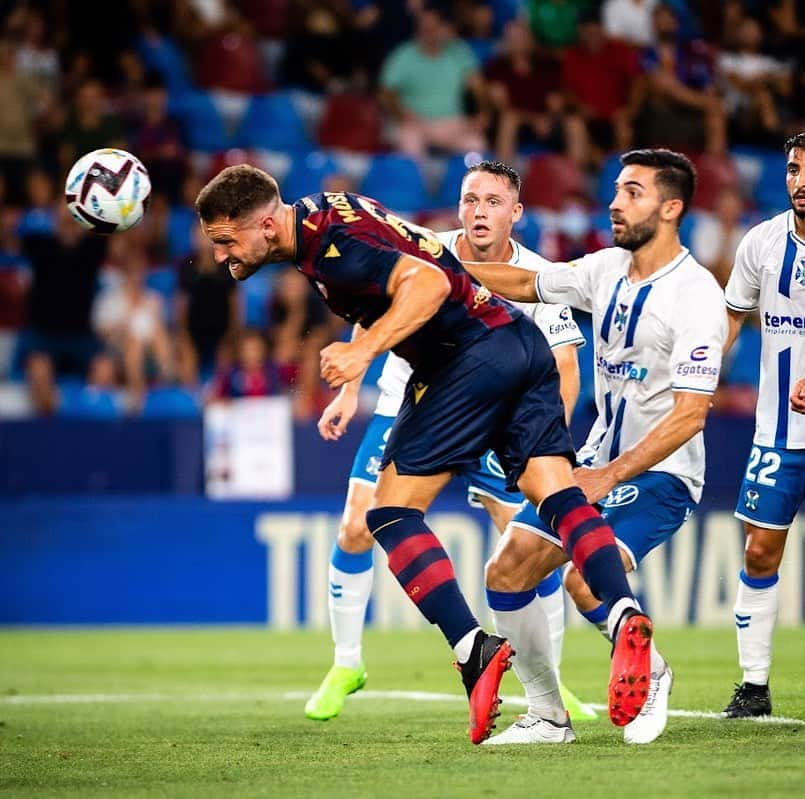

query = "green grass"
[[0, 627, 803, 798]]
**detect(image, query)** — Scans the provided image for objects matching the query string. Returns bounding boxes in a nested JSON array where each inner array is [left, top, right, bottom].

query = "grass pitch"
[[0, 626, 803, 798]]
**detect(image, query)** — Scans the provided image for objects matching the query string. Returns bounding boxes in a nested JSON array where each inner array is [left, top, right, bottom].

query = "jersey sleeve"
[[315, 227, 402, 296], [531, 303, 586, 349], [535, 253, 597, 312], [724, 225, 761, 312], [670, 277, 727, 394]]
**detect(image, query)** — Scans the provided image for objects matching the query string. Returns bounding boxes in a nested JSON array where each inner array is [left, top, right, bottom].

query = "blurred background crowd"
[[1, 0, 803, 422]]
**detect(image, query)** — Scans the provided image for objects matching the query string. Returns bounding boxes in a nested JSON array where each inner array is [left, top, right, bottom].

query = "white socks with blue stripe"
[[329, 546, 374, 670], [735, 569, 779, 685]]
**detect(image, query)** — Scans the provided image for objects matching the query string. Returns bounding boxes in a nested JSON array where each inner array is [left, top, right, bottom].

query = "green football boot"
[[304, 664, 367, 721], [560, 680, 598, 721]]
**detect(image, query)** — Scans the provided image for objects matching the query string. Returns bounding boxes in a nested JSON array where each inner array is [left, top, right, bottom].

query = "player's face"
[[609, 165, 664, 251], [458, 171, 522, 252], [786, 147, 805, 219], [202, 212, 279, 279]]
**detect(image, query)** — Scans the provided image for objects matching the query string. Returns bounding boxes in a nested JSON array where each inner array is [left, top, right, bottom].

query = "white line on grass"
[[1, 689, 803, 726]]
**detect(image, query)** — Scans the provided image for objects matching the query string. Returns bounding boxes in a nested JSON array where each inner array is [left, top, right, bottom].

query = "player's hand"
[[572, 465, 616, 505], [317, 389, 359, 441], [320, 341, 373, 389], [790, 377, 805, 414]]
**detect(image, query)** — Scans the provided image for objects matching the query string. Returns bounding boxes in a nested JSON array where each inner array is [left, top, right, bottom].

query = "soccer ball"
[[64, 148, 151, 234]]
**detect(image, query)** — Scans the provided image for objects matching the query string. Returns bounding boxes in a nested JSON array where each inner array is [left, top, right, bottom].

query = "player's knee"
[[744, 539, 783, 576], [563, 565, 585, 603], [485, 550, 529, 592], [338, 512, 374, 552]]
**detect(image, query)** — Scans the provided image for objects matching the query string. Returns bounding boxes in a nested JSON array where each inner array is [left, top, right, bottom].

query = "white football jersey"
[[537, 246, 727, 502], [374, 231, 586, 417], [725, 210, 805, 449]]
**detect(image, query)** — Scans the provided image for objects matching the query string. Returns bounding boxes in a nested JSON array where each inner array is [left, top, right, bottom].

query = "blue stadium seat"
[[136, 34, 192, 94], [233, 93, 313, 152], [754, 153, 789, 213], [512, 210, 542, 251], [360, 154, 430, 214], [145, 267, 177, 322], [283, 151, 340, 199], [57, 383, 121, 419], [431, 153, 491, 210], [140, 386, 201, 418], [595, 153, 623, 207], [168, 90, 230, 152], [167, 206, 197, 261]]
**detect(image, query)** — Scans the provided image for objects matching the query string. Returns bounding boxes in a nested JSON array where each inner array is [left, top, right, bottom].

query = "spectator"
[[525, 0, 590, 49], [92, 239, 174, 408], [8, 5, 60, 93], [718, 17, 791, 147], [602, 0, 659, 48], [0, 37, 44, 206], [17, 169, 56, 237], [175, 223, 240, 386], [379, 2, 488, 158], [19, 203, 107, 414], [561, 11, 642, 159], [267, 265, 331, 420], [484, 19, 589, 165], [690, 186, 749, 288], [58, 77, 127, 175], [208, 327, 292, 401], [634, 3, 726, 153], [129, 71, 187, 202], [539, 193, 610, 262]]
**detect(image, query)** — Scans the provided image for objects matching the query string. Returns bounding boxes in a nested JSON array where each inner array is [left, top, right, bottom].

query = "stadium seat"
[[754, 153, 789, 213], [595, 153, 623, 207], [521, 155, 586, 211], [145, 267, 177, 320], [317, 93, 385, 154], [166, 206, 196, 261], [359, 154, 431, 214], [168, 90, 230, 152], [140, 386, 201, 418], [512, 210, 542, 251], [691, 153, 741, 212], [233, 93, 313, 153], [283, 151, 340, 199], [431, 153, 489, 210], [136, 33, 192, 94], [57, 383, 121, 419]]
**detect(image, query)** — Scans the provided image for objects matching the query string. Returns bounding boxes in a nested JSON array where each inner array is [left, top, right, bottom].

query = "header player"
[[196, 165, 654, 744], [463, 149, 726, 745], [304, 160, 593, 724], [721, 132, 805, 719]]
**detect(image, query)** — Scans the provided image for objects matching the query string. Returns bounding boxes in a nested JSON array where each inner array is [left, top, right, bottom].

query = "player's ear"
[[661, 197, 683, 224], [512, 202, 523, 224]]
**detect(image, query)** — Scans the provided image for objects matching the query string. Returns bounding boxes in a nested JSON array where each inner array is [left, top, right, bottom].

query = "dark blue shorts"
[[380, 316, 574, 491]]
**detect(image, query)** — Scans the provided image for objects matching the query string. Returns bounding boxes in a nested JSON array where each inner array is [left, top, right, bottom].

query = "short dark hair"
[[784, 132, 805, 156], [195, 164, 280, 222], [464, 160, 521, 193], [620, 148, 697, 220]]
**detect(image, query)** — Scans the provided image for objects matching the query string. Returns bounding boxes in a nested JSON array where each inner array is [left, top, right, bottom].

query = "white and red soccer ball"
[[65, 148, 151, 234]]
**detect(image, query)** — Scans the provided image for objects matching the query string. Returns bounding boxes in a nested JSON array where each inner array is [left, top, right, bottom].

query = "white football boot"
[[623, 664, 673, 744], [482, 712, 576, 745]]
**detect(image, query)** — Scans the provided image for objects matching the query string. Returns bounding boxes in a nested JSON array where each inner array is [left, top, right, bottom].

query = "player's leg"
[[305, 414, 394, 721], [724, 522, 788, 718], [462, 453, 595, 721], [724, 445, 805, 718]]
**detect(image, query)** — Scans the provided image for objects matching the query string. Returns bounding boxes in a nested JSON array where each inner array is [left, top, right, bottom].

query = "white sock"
[[454, 627, 482, 663], [329, 562, 373, 669], [735, 571, 779, 685], [607, 596, 641, 641], [491, 597, 565, 723], [538, 586, 565, 672]]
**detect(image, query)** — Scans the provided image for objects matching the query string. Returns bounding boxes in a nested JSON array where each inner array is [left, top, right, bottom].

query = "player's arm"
[[320, 254, 450, 388], [791, 377, 805, 415], [724, 307, 746, 353], [461, 260, 540, 302], [574, 391, 712, 503], [552, 343, 580, 425], [318, 324, 371, 441]]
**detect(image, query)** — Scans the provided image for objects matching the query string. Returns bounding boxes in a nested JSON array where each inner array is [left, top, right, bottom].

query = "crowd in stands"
[[0, 0, 802, 421]]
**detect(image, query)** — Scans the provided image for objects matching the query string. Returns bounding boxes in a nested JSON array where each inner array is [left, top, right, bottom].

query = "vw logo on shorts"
[[602, 484, 640, 508], [745, 489, 760, 511], [485, 451, 506, 479]]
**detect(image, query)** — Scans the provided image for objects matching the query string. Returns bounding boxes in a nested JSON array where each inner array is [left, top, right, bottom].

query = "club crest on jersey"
[[602, 484, 639, 508], [613, 303, 629, 332], [472, 285, 491, 309], [796, 259, 805, 287], [745, 489, 760, 511]]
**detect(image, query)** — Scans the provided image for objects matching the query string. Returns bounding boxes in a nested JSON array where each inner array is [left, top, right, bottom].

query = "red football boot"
[[609, 609, 653, 727]]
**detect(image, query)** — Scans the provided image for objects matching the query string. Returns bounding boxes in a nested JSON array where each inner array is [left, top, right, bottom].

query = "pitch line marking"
[[1, 689, 802, 726]]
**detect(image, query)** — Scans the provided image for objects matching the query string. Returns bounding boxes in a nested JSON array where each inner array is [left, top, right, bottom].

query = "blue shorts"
[[510, 471, 696, 569], [348, 413, 395, 486], [381, 317, 574, 491], [461, 450, 525, 509], [734, 444, 805, 529]]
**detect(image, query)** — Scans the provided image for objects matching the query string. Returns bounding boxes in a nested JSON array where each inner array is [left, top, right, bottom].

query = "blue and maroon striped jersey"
[[292, 192, 520, 366]]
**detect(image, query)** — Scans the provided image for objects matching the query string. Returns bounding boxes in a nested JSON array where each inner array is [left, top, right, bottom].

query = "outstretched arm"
[[320, 254, 449, 388], [462, 260, 540, 302]]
